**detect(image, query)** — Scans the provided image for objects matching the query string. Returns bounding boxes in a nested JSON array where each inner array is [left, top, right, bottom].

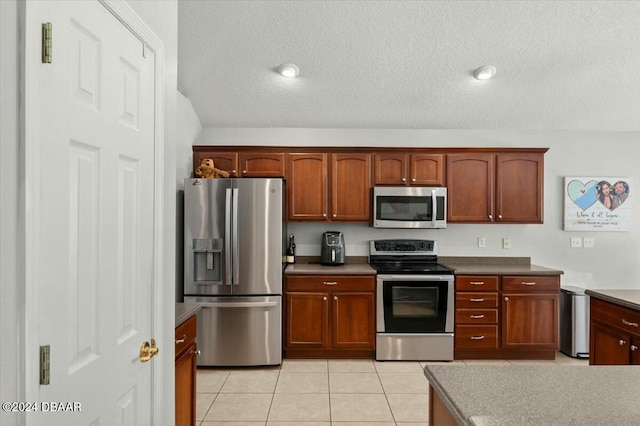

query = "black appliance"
[[369, 239, 454, 361], [320, 231, 345, 266]]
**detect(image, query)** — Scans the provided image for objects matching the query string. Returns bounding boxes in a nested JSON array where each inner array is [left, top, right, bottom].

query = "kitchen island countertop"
[[584, 289, 640, 311], [424, 364, 640, 426], [175, 302, 201, 327]]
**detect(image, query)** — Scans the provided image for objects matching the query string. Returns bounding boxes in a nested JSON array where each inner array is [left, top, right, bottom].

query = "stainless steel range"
[[369, 239, 454, 361]]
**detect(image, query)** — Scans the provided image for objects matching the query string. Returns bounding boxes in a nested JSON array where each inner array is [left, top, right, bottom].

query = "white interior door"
[[35, 1, 157, 424]]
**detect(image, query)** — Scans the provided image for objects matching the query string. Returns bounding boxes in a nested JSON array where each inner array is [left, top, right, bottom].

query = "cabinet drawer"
[[502, 276, 559, 292], [455, 325, 499, 349], [456, 276, 499, 292], [286, 275, 375, 292], [456, 292, 498, 308], [455, 308, 498, 324], [591, 298, 640, 336], [175, 315, 197, 359]]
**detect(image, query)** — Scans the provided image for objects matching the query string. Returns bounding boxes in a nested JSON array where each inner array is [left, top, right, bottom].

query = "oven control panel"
[[371, 239, 435, 255]]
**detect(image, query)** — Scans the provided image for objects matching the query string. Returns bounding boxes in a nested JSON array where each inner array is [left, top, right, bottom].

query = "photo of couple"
[[596, 180, 630, 211]]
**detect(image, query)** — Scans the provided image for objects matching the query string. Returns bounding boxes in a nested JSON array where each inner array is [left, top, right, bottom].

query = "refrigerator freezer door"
[[186, 296, 282, 366], [232, 179, 283, 295], [184, 178, 233, 296]]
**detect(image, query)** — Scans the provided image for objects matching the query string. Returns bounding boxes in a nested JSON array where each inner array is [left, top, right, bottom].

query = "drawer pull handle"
[[470, 336, 486, 340], [469, 298, 485, 302], [175, 335, 187, 344], [619, 340, 626, 346], [470, 315, 485, 319], [323, 281, 338, 286], [521, 282, 536, 286], [469, 281, 485, 285], [622, 319, 639, 327]]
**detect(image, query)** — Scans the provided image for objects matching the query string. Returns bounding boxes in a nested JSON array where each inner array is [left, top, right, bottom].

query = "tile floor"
[[195, 352, 587, 426]]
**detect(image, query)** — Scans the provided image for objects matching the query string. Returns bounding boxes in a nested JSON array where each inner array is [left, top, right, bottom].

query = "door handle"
[[140, 339, 159, 362], [200, 301, 278, 308]]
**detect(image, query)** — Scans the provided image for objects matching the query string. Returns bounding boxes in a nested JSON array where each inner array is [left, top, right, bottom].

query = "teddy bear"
[[195, 158, 230, 179]]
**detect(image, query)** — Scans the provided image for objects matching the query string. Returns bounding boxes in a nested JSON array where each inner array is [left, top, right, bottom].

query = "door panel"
[[591, 323, 630, 365], [332, 292, 375, 349], [502, 294, 558, 348], [286, 293, 329, 348], [447, 154, 494, 222]]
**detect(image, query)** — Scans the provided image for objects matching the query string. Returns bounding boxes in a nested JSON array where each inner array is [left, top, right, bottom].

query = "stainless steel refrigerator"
[[183, 177, 285, 366]]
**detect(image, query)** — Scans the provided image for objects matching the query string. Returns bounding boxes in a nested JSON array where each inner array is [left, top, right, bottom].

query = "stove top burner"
[[368, 262, 453, 275], [368, 239, 452, 275]]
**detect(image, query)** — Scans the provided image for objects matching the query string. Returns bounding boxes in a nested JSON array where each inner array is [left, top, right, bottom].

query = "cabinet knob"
[[333, 214, 337, 218], [504, 297, 509, 302], [323, 296, 328, 301], [401, 177, 406, 182], [488, 214, 493, 221], [631, 345, 638, 352], [498, 214, 503, 219], [334, 296, 338, 301], [619, 339, 626, 346], [411, 178, 416, 182], [231, 169, 237, 175], [195, 349, 201, 356], [242, 170, 247, 174], [323, 213, 327, 218]]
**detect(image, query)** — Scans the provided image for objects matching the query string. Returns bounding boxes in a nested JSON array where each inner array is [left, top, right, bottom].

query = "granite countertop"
[[285, 263, 376, 275], [584, 289, 640, 311], [175, 302, 201, 327], [439, 256, 563, 276], [424, 364, 640, 426]]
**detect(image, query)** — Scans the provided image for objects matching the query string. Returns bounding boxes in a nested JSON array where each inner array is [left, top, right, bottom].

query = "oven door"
[[377, 274, 454, 333]]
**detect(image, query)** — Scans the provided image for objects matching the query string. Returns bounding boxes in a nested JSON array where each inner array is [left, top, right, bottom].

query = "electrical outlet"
[[478, 237, 486, 248], [571, 237, 582, 248], [583, 237, 595, 248], [502, 238, 511, 249]]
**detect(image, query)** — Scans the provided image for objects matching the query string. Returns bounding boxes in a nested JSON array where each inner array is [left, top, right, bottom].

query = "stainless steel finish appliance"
[[372, 186, 447, 229], [183, 178, 284, 366], [369, 239, 454, 361], [320, 231, 345, 266], [560, 286, 590, 359]]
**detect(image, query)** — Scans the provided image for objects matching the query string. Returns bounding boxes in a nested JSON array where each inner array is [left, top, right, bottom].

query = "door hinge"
[[42, 22, 52, 64], [40, 345, 50, 385]]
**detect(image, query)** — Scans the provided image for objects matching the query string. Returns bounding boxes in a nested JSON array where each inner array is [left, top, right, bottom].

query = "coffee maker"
[[320, 231, 345, 266]]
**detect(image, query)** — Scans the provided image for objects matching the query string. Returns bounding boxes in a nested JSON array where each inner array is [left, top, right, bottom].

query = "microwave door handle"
[[224, 188, 232, 285], [232, 188, 239, 286], [431, 189, 437, 227]]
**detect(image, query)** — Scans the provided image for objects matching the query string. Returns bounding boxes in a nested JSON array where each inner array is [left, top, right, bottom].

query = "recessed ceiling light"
[[278, 63, 300, 78], [473, 65, 497, 80]]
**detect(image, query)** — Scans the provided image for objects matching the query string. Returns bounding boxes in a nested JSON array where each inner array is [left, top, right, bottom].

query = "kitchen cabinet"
[[284, 274, 375, 358], [589, 297, 640, 365], [286, 153, 371, 221], [192, 151, 285, 178], [175, 314, 197, 426], [447, 152, 544, 223], [373, 153, 445, 186], [455, 274, 560, 360]]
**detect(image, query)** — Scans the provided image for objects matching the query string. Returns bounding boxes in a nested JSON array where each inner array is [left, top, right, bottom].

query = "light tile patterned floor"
[[195, 352, 587, 426]]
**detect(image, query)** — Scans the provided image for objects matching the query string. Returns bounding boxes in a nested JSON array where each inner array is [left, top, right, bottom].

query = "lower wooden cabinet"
[[455, 274, 560, 360], [590, 297, 640, 365], [175, 314, 197, 426], [284, 274, 375, 358]]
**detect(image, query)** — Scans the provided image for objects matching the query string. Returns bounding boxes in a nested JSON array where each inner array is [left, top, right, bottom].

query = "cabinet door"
[[496, 154, 543, 223], [590, 323, 631, 365], [331, 153, 371, 221], [410, 154, 445, 186], [447, 154, 494, 222], [373, 153, 408, 185], [193, 151, 238, 177], [286, 153, 328, 221], [239, 152, 285, 177], [502, 293, 558, 349], [332, 292, 375, 349], [286, 292, 330, 348], [175, 343, 196, 426]]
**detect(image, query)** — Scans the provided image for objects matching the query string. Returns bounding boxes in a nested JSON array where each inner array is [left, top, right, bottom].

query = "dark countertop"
[[175, 302, 201, 327], [585, 289, 640, 311], [424, 364, 640, 426], [285, 263, 376, 275], [439, 256, 563, 276]]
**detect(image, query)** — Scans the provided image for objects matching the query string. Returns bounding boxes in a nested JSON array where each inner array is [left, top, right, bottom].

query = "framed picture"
[[564, 177, 632, 231]]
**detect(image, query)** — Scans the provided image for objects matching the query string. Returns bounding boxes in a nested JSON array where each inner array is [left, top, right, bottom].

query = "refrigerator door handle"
[[224, 188, 232, 285], [199, 301, 278, 308], [232, 187, 240, 286]]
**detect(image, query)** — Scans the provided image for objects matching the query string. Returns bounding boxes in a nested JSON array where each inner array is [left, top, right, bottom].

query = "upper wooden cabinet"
[[286, 152, 371, 222], [447, 152, 544, 223], [192, 150, 284, 178], [374, 153, 445, 186]]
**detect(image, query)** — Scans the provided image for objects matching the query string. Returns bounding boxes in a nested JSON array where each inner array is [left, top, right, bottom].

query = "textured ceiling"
[[178, 1, 640, 131]]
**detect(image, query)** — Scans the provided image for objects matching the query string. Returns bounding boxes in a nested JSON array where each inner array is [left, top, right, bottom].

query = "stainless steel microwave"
[[372, 186, 447, 229]]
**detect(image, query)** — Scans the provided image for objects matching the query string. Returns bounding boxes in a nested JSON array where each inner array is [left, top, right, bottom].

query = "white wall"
[[194, 128, 640, 290]]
